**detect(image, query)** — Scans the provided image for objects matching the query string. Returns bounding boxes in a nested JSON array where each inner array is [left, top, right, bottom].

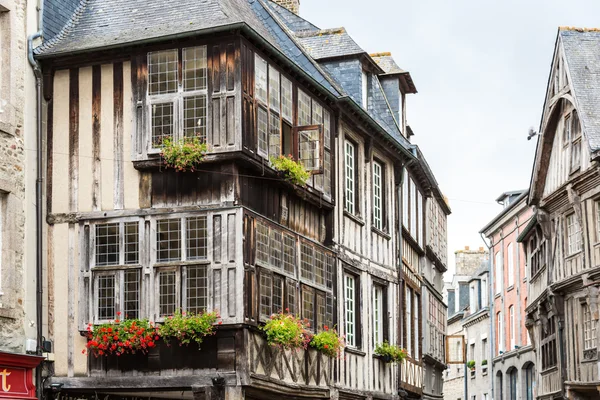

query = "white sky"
[[300, 0, 600, 277]]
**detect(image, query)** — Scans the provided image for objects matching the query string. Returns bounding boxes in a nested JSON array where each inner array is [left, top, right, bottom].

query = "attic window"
[[147, 47, 208, 149]]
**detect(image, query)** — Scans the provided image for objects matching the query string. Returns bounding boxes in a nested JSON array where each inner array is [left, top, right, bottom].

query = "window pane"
[[257, 107, 268, 157], [269, 229, 282, 269], [124, 222, 139, 265], [273, 275, 283, 314], [302, 288, 314, 330], [345, 141, 355, 214], [187, 216, 207, 260], [567, 214, 582, 255], [298, 128, 320, 171], [268, 113, 281, 159], [287, 280, 297, 315], [96, 223, 119, 266], [281, 76, 293, 122], [260, 272, 273, 318], [159, 271, 176, 317], [283, 234, 296, 274], [148, 49, 178, 95], [345, 275, 355, 347], [98, 275, 116, 320], [124, 270, 140, 319], [323, 110, 331, 149], [183, 95, 207, 141], [298, 90, 311, 126], [315, 250, 325, 286], [256, 221, 269, 266], [255, 55, 268, 103], [373, 286, 383, 347], [406, 287, 412, 356], [151, 102, 174, 147], [312, 101, 323, 126], [301, 243, 314, 281], [187, 266, 208, 314], [326, 254, 334, 289], [316, 292, 326, 330], [324, 151, 331, 196], [183, 46, 207, 91], [157, 219, 181, 262], [373, 162, 383, 230], [269, 66, 280, 112], [326, 293, 334, 328]]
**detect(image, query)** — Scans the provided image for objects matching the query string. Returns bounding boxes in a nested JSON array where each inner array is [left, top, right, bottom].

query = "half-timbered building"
[[519, 27, 600, 400], [33, 0, 449, 399]]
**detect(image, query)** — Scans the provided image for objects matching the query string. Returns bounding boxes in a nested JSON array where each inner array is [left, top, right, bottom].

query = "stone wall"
[[455, 246, 488, 276], [0, 0, 27, 354]]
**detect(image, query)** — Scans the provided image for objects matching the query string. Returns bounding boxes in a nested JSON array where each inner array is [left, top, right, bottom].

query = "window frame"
[[372, 159, 386, 232], [509, 305, 515, 350], [93, 268, 143, 324], [344, 271, 361, 349], [569, 111, 582, 173], [372, 283, 388, 349], [146, 46, 209, 153], [565, 212, 582, 256], [344, 139, 359, 215], [582, 303, 597, 352], [507, 242, 515, 287], [540, 316, 558, 371]]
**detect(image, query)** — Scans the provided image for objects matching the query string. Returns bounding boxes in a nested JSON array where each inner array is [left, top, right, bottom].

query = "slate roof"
[[370, 52, 406, 75], [560, 28, 600, 152], [263, 0, 319, 33], [296, 28, 365, 60]]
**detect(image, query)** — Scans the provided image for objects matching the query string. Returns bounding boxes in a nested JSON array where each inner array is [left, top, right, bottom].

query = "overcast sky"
[[300, 0, 600, 277]]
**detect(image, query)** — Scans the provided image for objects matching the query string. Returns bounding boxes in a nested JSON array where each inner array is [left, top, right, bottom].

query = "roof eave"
[[479, 191, 530, 235]]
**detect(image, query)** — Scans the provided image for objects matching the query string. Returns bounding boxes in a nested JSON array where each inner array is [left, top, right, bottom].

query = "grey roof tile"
[[560, 28, 600, 152], [263, 0, 319, 33], [370, 52, 406, 75], [295, 28, 365, 60]]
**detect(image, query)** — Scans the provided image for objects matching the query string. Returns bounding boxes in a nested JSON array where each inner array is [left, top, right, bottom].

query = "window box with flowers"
[[374, 341, 407, 364], [309, 325, 344, 358], [160, 136, 209, 172], [270, 155, 311, 187], [262, 311, 310, 350]]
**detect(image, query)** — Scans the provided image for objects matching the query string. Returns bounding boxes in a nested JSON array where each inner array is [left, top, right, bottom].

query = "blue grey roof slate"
[[367, 75, 406, 145], [371, 53, 406, 75], [263, 0, 319, 33], [560, 29, 600, 152], [296, 29, 365, 60], [42, 0, 80, 41]]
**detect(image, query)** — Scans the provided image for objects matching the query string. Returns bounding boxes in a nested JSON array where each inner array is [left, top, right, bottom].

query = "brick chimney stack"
[[273, 0, 300, 14]]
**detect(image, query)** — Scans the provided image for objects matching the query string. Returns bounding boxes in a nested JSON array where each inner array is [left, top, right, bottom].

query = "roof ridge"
[[559, 26, 600, 32], [295, 27, 346, 38], [369, 52, 392, 58], [35, 0, 90, 54]]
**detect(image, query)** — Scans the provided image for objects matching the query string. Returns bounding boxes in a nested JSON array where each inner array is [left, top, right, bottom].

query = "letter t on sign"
[[0, 369, 11, 392]]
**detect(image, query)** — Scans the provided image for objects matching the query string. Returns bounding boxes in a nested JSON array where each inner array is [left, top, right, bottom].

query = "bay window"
[[147, 46, 208, 149]]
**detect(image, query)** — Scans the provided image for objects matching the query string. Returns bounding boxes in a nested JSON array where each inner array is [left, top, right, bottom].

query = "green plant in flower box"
[[160, 135, 208, 172], [159, 310, 221, 347], [270, 155, 311, 186], [262, 311, 310, 350], [467, 360, 476, 370], [309, 325, 344, 358], [374, 341, 408, 363]]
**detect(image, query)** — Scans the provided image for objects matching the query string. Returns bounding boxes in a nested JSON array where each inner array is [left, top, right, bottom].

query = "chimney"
[[273, 0, 300, 14]]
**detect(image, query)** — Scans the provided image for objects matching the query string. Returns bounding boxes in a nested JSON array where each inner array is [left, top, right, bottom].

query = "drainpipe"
[[27, 30, 44, 400], [480, 232, 493, 400]]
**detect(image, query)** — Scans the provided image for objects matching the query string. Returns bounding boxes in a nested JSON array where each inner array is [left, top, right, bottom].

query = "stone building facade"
[[0, 0, 32, 354], [444, 247, 489, 400]]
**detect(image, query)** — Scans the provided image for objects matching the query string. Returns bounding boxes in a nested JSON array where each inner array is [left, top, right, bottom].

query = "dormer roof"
[[370, 52, 417, 94]]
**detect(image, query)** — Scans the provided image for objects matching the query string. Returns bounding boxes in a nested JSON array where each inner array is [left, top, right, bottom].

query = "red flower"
[[98, 350, 104, 356], [113, 335, 119, 341], [154, 336, 159, 340], [117, 311, 121, 316], [324, 325, 329, 331], [108, 327, 113, 333], [148, 340, 155, 348], [218, 321, 222, 325]]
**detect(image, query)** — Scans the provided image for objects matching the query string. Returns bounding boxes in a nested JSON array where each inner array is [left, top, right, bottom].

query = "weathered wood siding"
[[50, 63, 139, 215]]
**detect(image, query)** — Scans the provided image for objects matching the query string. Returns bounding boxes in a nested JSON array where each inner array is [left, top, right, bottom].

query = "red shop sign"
[[0, 352, 44, 400]]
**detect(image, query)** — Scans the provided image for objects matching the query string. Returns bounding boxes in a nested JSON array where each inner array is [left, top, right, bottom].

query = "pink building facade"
[[481, 190, 536, 400]]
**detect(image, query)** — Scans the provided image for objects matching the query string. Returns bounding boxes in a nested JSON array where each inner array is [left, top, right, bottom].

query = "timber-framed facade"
[[519, 27, 600, 400], [33, 1, 449, 399]]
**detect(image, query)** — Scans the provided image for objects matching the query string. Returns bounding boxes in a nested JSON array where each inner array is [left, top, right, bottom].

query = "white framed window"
[[497, 312, 504, 354], [495, 251, 502, 294], [372, 161, 383, 230], [414, 292, 420, 360], [147, 46, 208, 149], [583, 304, 597, 351], [345, 140, 356, 214], [373, 285, 384, 348], [507, 243, 514, 287], [406, 286, 412, 357], [595, 200, 600, 243], [566, 213, 582, 255], [509, 305, 515, 350], [345, 274, 357, 348]]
